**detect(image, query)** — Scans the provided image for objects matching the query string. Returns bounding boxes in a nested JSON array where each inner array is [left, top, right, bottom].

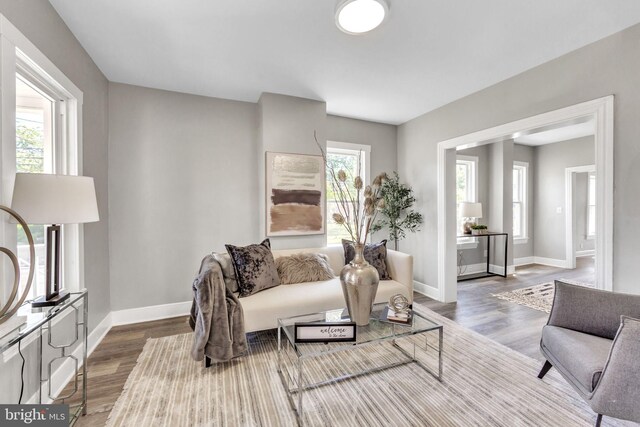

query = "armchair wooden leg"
[[595, 414, 603, 427], [537, 360, 553, 379], [205, 356, 212, 368]]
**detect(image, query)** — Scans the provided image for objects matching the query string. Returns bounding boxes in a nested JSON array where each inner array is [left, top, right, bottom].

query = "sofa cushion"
[[211, 252, 239, 293], [342, 239, 391, 280], [541, 325, 612, 393], [226, 239, 280, 297], [276, 253, 335, 285], [241, 278, 409, 332]]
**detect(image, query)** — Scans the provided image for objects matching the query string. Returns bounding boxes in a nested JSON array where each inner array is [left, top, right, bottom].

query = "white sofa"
[[239, 245, 414, 332]]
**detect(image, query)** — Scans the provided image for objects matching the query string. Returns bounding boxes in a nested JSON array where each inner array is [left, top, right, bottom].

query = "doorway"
[[436, 96, 613, 303]]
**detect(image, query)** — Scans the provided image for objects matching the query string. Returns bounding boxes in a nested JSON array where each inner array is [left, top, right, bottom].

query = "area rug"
[[105, 304, 631, 427], [492, 280, 593, 313]]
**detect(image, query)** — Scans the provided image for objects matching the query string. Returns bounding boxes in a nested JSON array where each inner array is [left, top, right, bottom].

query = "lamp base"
[[31, 290, 70, 308]]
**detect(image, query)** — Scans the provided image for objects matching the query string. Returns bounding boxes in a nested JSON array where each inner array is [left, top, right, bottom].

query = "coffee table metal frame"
[[277, 303, 443, 425]]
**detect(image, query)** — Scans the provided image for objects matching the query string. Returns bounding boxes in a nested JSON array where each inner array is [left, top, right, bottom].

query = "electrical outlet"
[[556, 206, 563, 214], [484, 250, 487, 257]]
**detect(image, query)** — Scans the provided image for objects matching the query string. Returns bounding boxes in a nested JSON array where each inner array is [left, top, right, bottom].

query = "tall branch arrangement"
[[315, 132, 387, 245]]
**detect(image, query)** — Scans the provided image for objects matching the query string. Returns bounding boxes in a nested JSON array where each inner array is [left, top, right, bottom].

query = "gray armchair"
[[538, 281, 640, 426]]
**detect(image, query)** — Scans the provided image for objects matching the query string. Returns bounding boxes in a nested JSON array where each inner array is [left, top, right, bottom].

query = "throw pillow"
[[342, 239, 391, 280], [211, 252, 239, 293], [226, 239, 280, 297], [276, 253, 336, 285]]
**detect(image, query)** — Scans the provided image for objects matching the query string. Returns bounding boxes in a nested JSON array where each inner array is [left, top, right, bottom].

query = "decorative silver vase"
[[340, 243, 380, 326]]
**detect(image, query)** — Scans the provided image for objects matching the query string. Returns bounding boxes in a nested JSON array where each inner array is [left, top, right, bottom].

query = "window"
[[513, 162, 528, 241], [326, 142, 370, 245], [0, 26, 84, 301], [587, 172, 596, 238], [16, 74, 56, 298], [456, 155, 477, 234]]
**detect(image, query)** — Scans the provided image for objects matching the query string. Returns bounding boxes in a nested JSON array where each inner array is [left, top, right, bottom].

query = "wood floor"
[[417, 256, 595, 362], [65, 317, 193, 426], [64, 258, 593, 426]]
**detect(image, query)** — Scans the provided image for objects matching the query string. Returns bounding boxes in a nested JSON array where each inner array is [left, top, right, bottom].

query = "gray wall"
[[0, 0, 110, 331], [108, 88, 398, 311], [327, 115, 397, 179], [398, 22, 640, 294], [0, 0, 109, 403], [258, 93, 327, 250], [533, 136, 594, 260], [108, 83, 259, 310]]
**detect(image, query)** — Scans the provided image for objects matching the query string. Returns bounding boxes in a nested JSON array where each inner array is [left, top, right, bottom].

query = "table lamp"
[[459, 202, 482, 235], [11, 173, 99, 307]]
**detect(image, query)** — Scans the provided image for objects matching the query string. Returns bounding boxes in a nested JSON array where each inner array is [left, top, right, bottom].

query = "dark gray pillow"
[[226, 239, 280, 297], [342, 239, 391, 280], [211, 252, 239, 293]]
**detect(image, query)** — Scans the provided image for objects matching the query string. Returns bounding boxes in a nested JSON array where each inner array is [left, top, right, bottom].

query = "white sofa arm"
[[386, 249, 414, 303]]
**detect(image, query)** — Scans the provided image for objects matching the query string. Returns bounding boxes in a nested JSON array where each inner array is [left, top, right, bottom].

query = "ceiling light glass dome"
[[335, 0, 389, 35]]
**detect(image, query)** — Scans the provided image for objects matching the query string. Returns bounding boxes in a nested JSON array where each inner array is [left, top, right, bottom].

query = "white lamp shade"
[[459, 202, 482, 218], [11, 173, 99, 224]]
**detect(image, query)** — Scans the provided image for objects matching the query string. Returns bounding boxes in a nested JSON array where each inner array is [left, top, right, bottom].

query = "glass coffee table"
[[277, 303, 443, 425]]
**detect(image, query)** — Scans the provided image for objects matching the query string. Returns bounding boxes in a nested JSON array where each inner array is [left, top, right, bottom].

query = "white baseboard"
[[111, 301, 192, 326], [457, 262, 486, 276], [531, 256, 572, 269], [458, 262, 515, 277], [576, 249, 595, 257], [413, 280, 439, 300], [488, 264, 516, 276], [514, 256, 535, 266]]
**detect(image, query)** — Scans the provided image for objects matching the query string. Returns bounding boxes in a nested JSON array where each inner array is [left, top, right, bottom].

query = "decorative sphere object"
[[389, 294, 410, 314]]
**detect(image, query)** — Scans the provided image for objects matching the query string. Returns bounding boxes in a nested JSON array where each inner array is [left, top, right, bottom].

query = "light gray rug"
[[106, 304, 631, 426], [492, 280, 593, 313]]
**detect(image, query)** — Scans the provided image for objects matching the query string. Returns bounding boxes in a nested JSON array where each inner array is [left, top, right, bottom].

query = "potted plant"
[[370, 172, 423, 251], [470, 224, 488, 235]]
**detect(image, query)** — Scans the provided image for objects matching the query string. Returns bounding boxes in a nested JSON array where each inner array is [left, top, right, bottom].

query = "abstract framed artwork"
[[266, 152, 325, 236]]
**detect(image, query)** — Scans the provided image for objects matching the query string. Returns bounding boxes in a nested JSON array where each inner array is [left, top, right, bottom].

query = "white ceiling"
[[514, 121, 595, 146], [49, 0, 640, 125]]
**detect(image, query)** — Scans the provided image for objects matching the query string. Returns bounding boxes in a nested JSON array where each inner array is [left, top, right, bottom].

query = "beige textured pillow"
[[276, 253, 336, 285]]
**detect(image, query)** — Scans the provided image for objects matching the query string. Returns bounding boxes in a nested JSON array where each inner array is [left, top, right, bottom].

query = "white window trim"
[[0, 14, 85, 295], [586, 172, 596, 239], [326, 141, 371, 246], [456, 155, 479, 249], [513, 161, 529, 243]]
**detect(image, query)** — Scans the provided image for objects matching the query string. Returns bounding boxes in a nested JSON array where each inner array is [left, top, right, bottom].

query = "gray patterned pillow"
[[211, 252, 239, 293], [276, 253, 336, 285], [342, 239, 391, 280], [226, 239, 280, 297]]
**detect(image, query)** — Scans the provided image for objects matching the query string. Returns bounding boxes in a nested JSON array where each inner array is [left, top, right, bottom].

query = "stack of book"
[[381, 306, 412, 324]]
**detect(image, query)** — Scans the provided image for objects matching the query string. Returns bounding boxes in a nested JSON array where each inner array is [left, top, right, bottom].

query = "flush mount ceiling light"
[[335, 0, 389, 35]]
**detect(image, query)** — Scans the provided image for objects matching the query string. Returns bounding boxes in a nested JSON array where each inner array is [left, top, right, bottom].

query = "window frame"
[[0, 15, 84, 300], [587, 171, 596, 239], [512, 161, 529, 244], [325, 141, 371, 246], [456, 155, 478, 248]]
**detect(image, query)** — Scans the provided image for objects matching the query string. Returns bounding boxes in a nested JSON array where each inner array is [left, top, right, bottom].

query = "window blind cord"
[[18, 339, 25, 404]]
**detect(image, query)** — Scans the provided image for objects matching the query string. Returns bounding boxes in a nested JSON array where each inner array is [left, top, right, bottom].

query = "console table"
[[457, 232, 508, 281], [0, 290, 88, 425]]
